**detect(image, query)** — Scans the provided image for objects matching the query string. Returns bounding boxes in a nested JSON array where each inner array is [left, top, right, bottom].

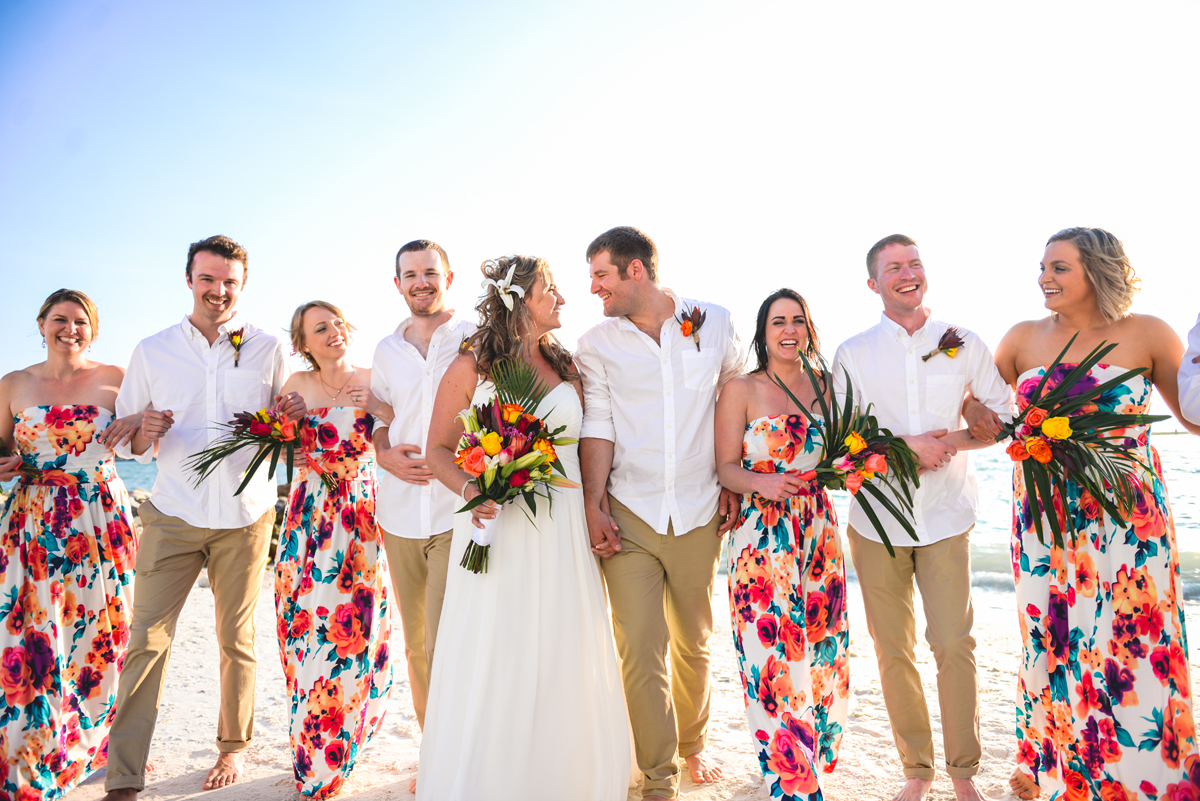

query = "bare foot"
[[408, 770, 417, 794], [99, 791, 138, 801], [202, 752, 244, 790], [892, 777, 934, 801], [1009, 770, 1040, 800], [685, 750, 723, 783], [952, 777, 986, 801]]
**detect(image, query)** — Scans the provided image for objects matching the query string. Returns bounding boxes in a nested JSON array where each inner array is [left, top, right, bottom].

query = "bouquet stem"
[[460, 514, 498, 574]]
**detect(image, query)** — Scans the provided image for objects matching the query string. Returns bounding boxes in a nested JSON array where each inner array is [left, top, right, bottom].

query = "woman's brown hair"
[[38, 289, 100, 342]]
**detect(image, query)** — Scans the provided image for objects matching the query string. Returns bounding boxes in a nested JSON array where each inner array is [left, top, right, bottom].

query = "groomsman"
[[1180, 312, 1200, 424], [577, 226, 743, 801], [103, 236, 303, 798], [831, 234, 1010, 801], [368, 239, 474, 735]]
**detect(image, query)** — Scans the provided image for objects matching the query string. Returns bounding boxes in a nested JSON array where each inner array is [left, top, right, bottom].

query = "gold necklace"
[[318, 368, 354, 400]]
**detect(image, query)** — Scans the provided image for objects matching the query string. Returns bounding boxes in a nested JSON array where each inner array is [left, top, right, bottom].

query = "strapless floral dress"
[[0, 405, 137, 799], [275, 407, 391, 799], [1011, 364, 1199, 798], [729, 414, 848, 801]]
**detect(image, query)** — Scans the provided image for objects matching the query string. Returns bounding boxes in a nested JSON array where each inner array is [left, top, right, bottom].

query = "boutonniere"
[[228, 327, 253, 367], [922, 327, 964, 362], [675, 305, 707, 351]]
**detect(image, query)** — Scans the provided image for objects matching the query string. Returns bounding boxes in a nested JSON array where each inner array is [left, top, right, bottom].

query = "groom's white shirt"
[[1180, 312, 1200, 425], [577, 288, 744, 536]]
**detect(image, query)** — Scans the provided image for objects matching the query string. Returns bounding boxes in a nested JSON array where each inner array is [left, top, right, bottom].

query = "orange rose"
[[460, 446, 487, 477], [680, 320, 694, 337], [1025, 436, 1053, 464], [1007, 441, 1030, 461], [500, 404, 524, 424], [864, 453, 888, 474], [1025, 407, 1049, 427], [844, 471, 865, 494]]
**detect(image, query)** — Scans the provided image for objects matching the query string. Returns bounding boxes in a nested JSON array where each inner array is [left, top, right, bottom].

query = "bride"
[[419, 254, 630, 800]]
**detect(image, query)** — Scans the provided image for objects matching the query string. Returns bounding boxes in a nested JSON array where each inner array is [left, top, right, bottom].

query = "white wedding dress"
[[417, 380, 631, 800]]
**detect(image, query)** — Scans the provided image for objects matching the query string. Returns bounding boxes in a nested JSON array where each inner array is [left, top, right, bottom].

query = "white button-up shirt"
[[371, 314, 476, 538], [831, 313, 1012, 548], [1180, 312, 1200, 426], [115, 315, 290, 530], [576, 289, 744, 536]]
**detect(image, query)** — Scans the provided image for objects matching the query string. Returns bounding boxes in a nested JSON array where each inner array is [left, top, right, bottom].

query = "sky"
[[1, 0, 1198, 424]]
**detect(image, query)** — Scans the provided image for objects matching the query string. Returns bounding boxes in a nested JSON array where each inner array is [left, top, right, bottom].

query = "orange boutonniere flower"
[[228, 327, 253, 367], [922, 326, 964, 362], [675, 305, 707, 351]]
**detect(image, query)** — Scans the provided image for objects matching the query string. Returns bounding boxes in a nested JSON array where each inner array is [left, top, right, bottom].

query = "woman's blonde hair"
[[1047, 227, 1140, 321], [38, 289, 100, 342], [462, 255, 577, 383], [289, 300, 355, 371]]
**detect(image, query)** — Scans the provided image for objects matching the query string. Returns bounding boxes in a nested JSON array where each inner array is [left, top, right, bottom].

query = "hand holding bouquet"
[[0, 442, 42, 482], [774, 353, 922, 556], [1000, 333, 1168, 547], [454, 360, 580, 573], [186, 404, 331, 495]]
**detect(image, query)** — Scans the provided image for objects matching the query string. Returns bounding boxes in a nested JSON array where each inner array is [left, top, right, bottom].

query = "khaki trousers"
[[382, 528, 452, 729], [847, 525, 981, 780], [602, 495, 723, 800], [105, 500, 274, 792]]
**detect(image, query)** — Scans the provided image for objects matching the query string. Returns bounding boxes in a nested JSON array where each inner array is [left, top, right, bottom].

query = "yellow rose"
[[844, 431, 867, 456], [1041, 417, 1073, 440], [501, 404, 523, 424], [480, 432, 503, 456], [533, 439, 557, 462]]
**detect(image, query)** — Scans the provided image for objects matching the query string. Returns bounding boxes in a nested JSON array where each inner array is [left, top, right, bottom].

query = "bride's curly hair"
[[463, 254, 577, 383]]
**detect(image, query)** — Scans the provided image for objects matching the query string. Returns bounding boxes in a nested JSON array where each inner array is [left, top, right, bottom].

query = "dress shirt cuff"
[[579, 421, 615, 442]]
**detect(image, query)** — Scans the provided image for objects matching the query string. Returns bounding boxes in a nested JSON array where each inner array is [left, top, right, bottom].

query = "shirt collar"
[[878, 310, 933, 344], [182, 313, 245, 342], [618, 287, 683, 334], [394, 310, 460, 339]]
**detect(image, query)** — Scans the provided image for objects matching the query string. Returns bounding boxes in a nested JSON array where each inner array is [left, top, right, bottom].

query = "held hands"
[[717, 487, 742, 535], [0, 455, 23, 482], [274, 391, 307, 423], [463, 483, 499, 530], [586, 500, 621, 558], [377, 444, 434, 484], [345, 385, 382, 415], [96, 412, 144, 449], [905, 429, 956, 474], [962, 397, 1004, 442], [140, 409, 175, 442]]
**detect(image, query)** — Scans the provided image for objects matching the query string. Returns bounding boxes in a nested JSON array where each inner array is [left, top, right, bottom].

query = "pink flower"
[[844, 472, 864, 494], [864, 453, 888, 474]]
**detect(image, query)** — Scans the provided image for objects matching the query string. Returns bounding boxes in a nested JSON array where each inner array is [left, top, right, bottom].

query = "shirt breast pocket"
[[225, 372, 270, 411], [925, 375, 967, 423], [682, 348, 721, 392]]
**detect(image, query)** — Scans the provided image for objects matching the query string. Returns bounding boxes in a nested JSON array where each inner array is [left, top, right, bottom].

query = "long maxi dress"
[[275, 406, 392, 799], [1012, 364, 1200, 798], [417, 380, 630, 801], [728, 414, 849, 801], [0, 405, 138, 799]]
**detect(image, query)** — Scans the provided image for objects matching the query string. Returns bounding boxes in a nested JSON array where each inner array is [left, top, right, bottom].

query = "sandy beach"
[[63, 559, 1200, 801]]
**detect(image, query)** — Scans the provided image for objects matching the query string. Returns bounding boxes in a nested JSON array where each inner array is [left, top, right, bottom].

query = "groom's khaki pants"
[[847, 524, 981, 780], [105, 500, 273, 792], [602, 495, 723, 801]]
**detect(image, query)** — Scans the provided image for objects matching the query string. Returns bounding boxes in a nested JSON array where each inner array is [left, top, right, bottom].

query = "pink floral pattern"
[[275, 407, 391, 799], [0, 405, 137, 799]]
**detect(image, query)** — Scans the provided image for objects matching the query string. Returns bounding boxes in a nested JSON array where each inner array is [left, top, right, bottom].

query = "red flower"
[[324, 739, 348, 770], [509, 469, 531, 488], [249, 421, 270, 437]]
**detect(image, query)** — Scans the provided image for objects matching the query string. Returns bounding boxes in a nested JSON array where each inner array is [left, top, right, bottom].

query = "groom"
[[577, 226, 743, 801], [831, 234, 1011, 801]]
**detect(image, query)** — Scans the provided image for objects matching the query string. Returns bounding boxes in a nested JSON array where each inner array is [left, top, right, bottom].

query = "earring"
[[41, 336, 46, 348]]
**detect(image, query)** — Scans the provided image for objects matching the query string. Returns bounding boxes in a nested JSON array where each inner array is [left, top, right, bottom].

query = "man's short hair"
[[186, 235, 248, 282], [585, 226, 659, 282], [395, 239, 450, 278], [865, 234, 918, 279]]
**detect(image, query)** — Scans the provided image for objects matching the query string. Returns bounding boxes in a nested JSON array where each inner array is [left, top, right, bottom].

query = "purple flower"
[[352, 587, 375, 633], [1103, 658, 1136, 706], [1046, 589, 1070, 662]]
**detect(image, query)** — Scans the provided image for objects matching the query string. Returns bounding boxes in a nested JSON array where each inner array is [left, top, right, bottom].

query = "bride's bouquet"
[[774, 353, 923, 557], [185, 405, 333, 495], [999, 333, 1167, 547], [0, 442, 43, 482], [454, 360, 580, 573]]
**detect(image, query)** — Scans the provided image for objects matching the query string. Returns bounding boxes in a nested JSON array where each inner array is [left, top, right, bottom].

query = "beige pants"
[[602, 495, 723, 800], [847, 525, 981, 780], [105, 500, 274, 792], [382, 528, 452, 729]]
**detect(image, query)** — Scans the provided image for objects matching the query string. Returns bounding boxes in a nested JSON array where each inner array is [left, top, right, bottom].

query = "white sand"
[[66, 569, 1200, 801]]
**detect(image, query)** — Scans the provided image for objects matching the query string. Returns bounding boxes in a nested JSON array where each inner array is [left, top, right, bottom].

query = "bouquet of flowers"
[[774, 353, 923, 556], [0, 442, 42, 482], [999, 333, 1168, 548], [186, 405, 332, 495], [454, 360, 580, 573]]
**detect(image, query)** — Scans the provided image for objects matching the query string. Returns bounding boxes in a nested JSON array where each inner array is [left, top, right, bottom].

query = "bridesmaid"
[[714, 289, 848, 800], [0, 289, 140, 799], [972, 228, 1200, 799], [274, 301, 393, 799]]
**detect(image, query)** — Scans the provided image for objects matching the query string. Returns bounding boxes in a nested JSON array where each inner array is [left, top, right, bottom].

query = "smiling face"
[[588, 250, 641, 318], [764, 297, 809, 365], [39, 301, 93, 354], [525, 269, 565, 335], [1039, 240, 1095, 312], [187, 250, 245, 327], [395, 249, 452, 317], [868, 243, 926, 313], [300, 306, 350, 364]]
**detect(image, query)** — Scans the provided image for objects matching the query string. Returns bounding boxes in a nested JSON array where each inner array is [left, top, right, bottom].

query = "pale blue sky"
[[2, 0, 1198, 423]]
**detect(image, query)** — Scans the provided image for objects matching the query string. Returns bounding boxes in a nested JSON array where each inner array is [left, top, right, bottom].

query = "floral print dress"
[[0, 405, 137, 800], [1012, 364, 1199, 798], [729, 414, 848, 801], [275, 407, 392, 799]]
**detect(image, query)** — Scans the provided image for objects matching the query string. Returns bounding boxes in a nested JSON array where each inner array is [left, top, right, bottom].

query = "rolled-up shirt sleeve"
[[114, 343, 154, 464], [269, 341, 291, 398], [965, 331, 1014, 421], [717, 313, 745, 390], [1180, 313, 1200, 425], [576, 337, 615, 442], [370, 342, 391, 433]]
